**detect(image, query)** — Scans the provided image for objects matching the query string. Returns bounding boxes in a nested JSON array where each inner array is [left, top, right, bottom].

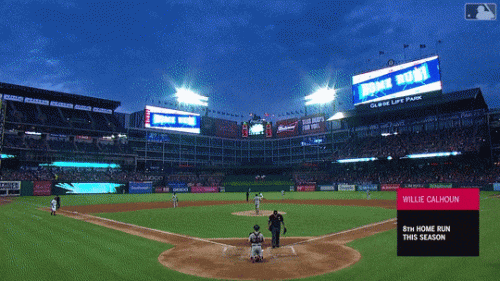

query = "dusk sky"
[[0, 0, 498, 120]]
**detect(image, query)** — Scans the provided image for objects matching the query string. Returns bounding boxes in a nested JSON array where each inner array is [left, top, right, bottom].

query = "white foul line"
[[286, 217, 397, 247], [290, 246, 296, 255], [61, 210, 235, 248]]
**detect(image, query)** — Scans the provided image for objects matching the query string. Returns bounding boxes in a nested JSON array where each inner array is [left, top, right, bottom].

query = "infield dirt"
[[55, 199, 397, 280]]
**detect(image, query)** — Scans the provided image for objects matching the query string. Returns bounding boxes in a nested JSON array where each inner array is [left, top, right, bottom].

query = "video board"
[[275, 118, 299, 138], [301, 114, 325, 135], [144, 105, 200, 134], [352, 56, 442, 107]]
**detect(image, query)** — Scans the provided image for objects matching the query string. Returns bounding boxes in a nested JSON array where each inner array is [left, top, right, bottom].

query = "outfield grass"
[[1, 191, 499, 281], [12, 190, 398, 208], [95, 203, 396, 238]]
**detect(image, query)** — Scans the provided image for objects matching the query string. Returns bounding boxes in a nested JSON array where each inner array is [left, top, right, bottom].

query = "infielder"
[[171, 192, 178, 208], [249, 224, 264, 263], [253, 193, 263, 215], [281, 190, 285, 199], [50, 197, 57, 216]]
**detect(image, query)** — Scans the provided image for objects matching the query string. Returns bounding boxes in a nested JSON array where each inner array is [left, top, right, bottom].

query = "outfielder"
[[171, 192, 178, 208], [249, 225, 264, 263], [367, 189, 370, 200], [50, 197, 57, 216], [253, 193, 263, 215]]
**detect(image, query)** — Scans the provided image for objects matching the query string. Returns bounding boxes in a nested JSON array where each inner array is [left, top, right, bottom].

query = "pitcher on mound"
[[253, 193, 263, 215]]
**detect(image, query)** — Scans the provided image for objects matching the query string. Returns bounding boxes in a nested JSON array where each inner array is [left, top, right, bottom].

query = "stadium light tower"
[[174, 87, 208, 107]]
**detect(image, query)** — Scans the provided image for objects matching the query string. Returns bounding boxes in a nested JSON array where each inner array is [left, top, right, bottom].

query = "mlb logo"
[[465, 3, 497, 20]]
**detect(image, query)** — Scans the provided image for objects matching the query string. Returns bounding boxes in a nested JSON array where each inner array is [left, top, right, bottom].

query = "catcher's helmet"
[[254, 224, 260, 231]]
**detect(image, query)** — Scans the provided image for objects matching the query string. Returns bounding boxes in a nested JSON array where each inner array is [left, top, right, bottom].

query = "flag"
[[437, 40, 442, 44], [420, 44, 426, 48], [403, 44, 409, 48], [286, 112, 290, 115], [217, 111, 220, 114], [295, 110, 299, 114], [379, 51, 384, 55]]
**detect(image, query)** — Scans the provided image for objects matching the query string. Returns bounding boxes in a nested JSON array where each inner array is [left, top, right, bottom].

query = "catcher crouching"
[[249, 225, 264, 262]]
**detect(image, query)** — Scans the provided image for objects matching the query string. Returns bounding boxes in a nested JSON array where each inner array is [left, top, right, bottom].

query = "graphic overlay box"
[[397, 188, 479, 256], [465, 3, 497, 20]]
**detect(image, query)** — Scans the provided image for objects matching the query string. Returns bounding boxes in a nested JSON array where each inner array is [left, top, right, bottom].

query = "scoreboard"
[[353, 56, 442, 110]]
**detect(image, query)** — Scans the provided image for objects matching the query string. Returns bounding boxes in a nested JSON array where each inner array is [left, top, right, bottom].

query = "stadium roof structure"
[[346, 88, 488, 127], [0, 82, 121, 110]]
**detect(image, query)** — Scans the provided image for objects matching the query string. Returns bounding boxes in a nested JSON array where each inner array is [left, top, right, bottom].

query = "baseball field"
[[1, 191, 499, 281]]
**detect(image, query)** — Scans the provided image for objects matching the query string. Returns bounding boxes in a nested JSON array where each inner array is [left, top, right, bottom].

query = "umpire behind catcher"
[[268, 210, 286, 248]]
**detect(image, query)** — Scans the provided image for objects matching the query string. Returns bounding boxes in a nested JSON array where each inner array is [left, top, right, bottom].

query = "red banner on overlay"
[[397, 188, 479, 210], [191, 186, 219, 193], [297, 185, 315, 192], [33, 181, 52, 196]]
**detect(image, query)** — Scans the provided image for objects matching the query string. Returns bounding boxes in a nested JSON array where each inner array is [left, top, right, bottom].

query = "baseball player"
[[281, 190, 285, 199], [55, 195, 61, 209], [367, 189, 370, 200], [259, 192, 263, 199], [171, 192, 178, 208], [254, 193, 263, 215], [50, 197, 57, 216], [249, 225, 264, 263], [268, 210, 286, 248]]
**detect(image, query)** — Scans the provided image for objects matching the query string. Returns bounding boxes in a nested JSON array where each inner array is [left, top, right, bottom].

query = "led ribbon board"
[[352, 56, 442, 106], [145, 105, 200, 134]]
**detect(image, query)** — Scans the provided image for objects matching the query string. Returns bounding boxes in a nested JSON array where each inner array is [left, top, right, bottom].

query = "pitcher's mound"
[[232, 210, 287, 217]]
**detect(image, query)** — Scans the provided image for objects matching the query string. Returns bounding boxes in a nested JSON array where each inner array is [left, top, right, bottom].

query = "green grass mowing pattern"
[[14, 190, 398, 208], [2, 191, 499, 281], [0, 201, 210, 281], [95, 203, 396, 238]]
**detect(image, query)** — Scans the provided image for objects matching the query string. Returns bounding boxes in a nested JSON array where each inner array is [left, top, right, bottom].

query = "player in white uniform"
[[281, 190, 285, 199], [249, 225, 264, 262], [50, 197, 57, 216], [171, 192, 178, 208], [254, 194, 263, 215]]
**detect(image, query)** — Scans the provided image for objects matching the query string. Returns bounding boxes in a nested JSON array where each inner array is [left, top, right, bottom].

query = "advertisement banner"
[[191, 186, 219, 193], [357, 184, 378, 191], [220, 186, 225, 192], [301, 114, 325, 135], [494, 183, 500, 191], [402, 183, 427, 188], [129, 182, 153, 194], [338, 184, 356, 191], [275, 118, 299, 138], [429, 183, 452, 188], [0, 181, 21, 191], [290, 186, 294, 192], [297, 185, 316, 192], [319, 185, 335, 191], [215, 118, 239, 139], [33, 181, 51, 196], [154, 187, 170, 193], [455, 183, 483, 189], [172, 187, 189, 193], [201, 116, 216, 136], [381, 184, 400, 191]]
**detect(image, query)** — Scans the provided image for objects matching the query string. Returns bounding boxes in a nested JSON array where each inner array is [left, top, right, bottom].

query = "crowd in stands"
[[1, 163, 500, 186], [3, 134, 134, 155], [166, 172, 224, 187], [333, 126, 487, 160], [293, 161, 500, 185]]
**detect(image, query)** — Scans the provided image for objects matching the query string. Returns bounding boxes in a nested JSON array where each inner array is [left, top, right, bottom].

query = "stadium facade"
[[0, 81, 497, 174]]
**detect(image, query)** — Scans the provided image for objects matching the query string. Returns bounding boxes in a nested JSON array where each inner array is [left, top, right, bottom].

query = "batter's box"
[[267, 246, 298, 258]]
